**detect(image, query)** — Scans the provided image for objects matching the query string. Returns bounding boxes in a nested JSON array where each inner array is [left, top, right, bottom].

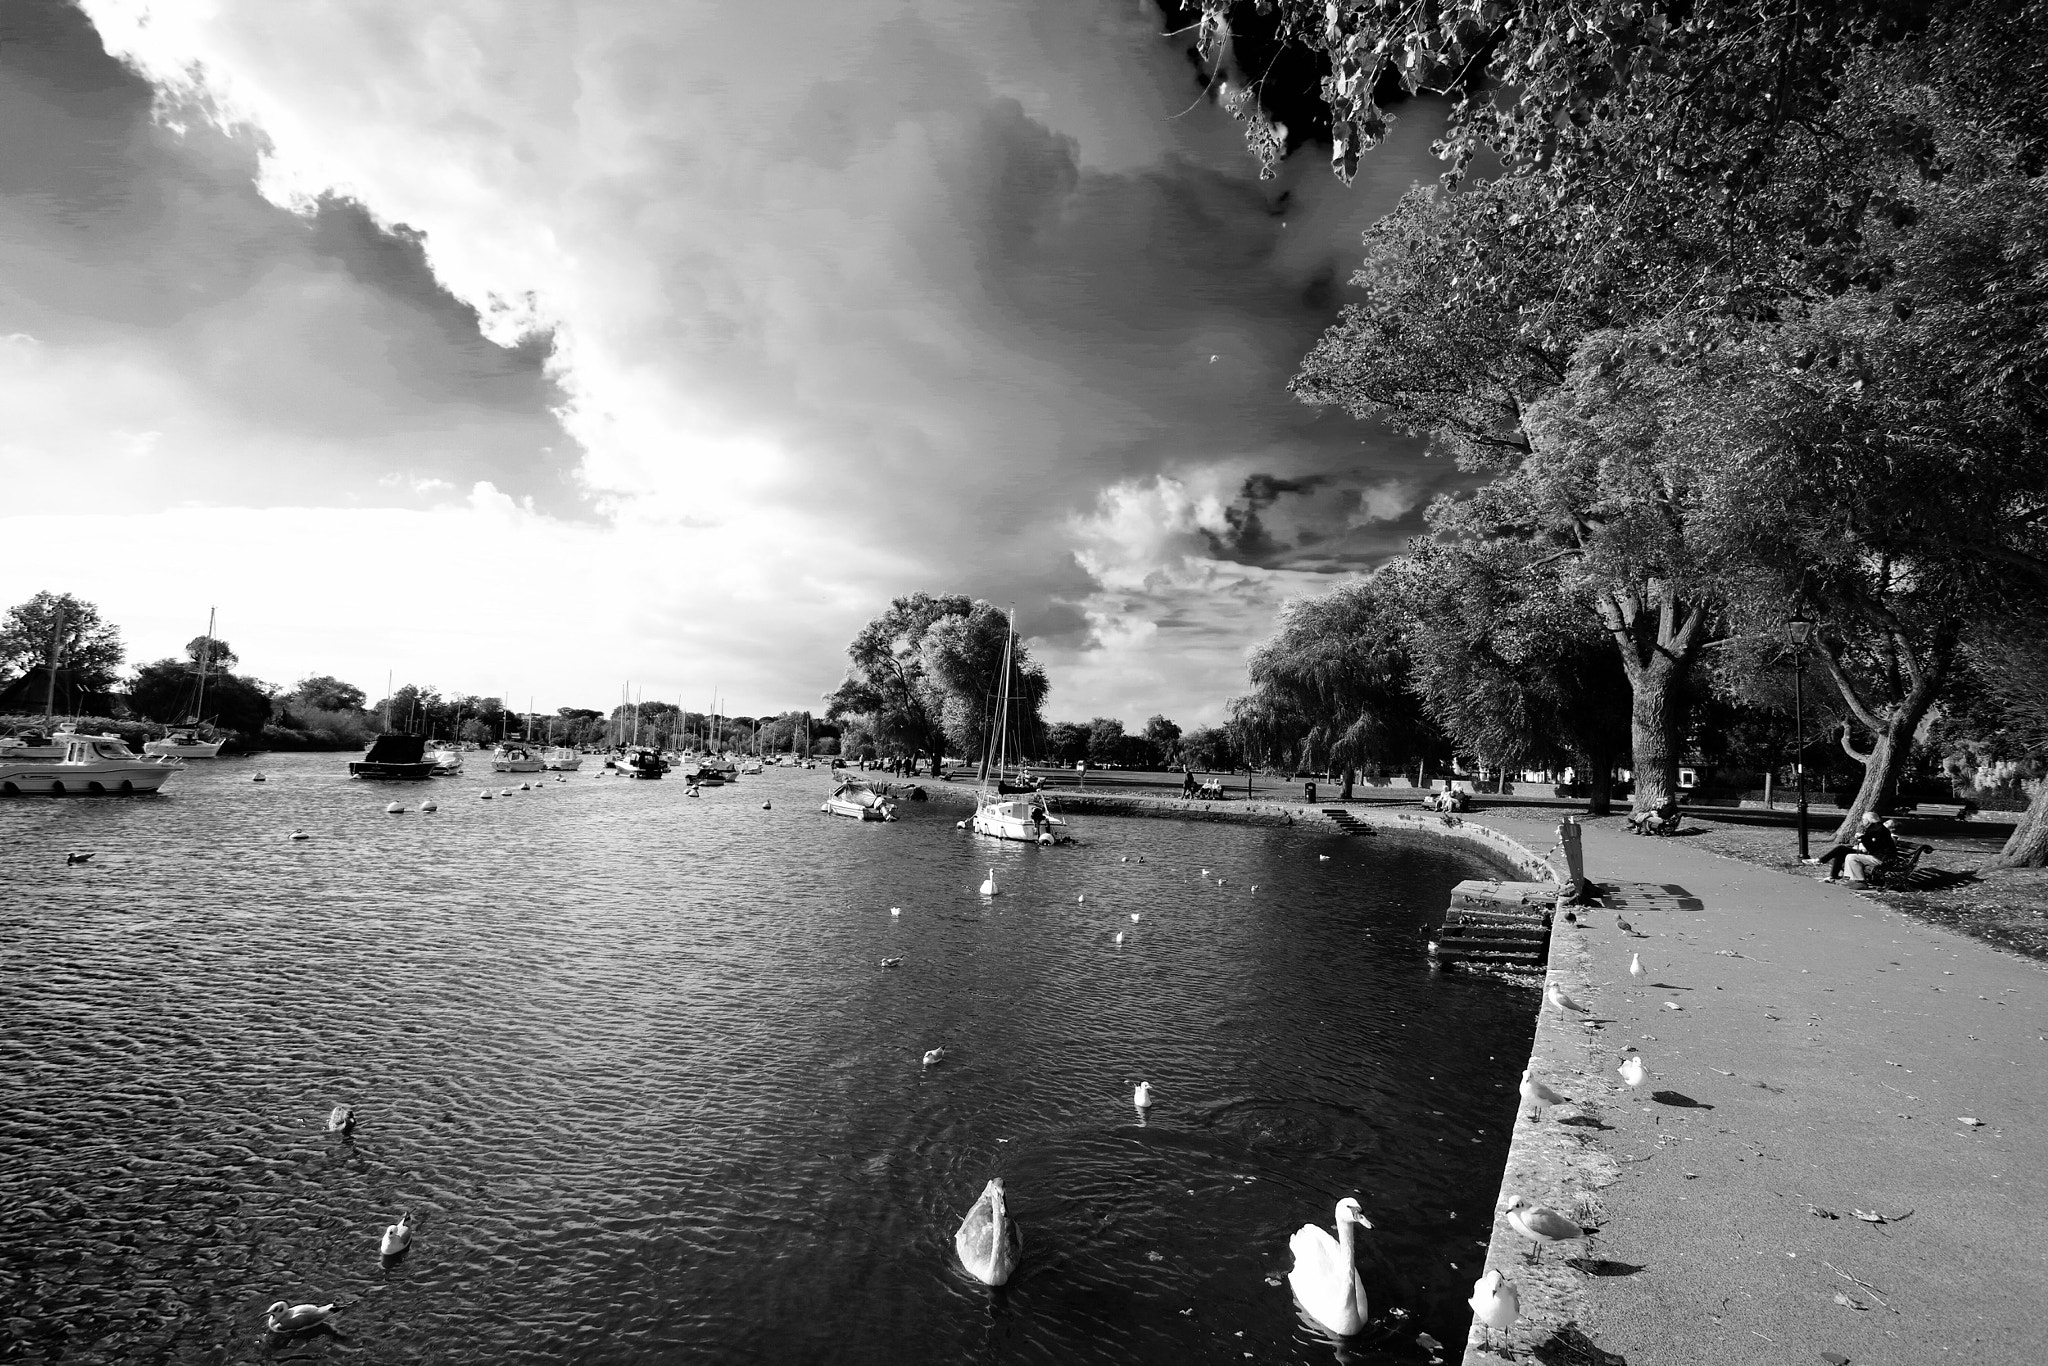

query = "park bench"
[[1906, 802, 1974, 821], [1858, 843, 1936, 888]]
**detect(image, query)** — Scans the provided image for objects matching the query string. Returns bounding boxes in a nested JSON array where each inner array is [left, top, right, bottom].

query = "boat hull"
[[142, 739, 226, 758], [348, 762, 437, 780], [490, 758, 546, 773], [822, 796, 894, 821], [971, 797, 1068, 844], [1, 760, 176, 795]]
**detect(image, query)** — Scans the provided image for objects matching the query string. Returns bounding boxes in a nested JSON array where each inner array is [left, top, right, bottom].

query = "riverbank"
[[1456, 810, 2046, 1366]]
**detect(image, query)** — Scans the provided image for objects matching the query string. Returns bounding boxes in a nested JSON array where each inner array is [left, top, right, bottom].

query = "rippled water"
[[2, 755, 1537, 1364]]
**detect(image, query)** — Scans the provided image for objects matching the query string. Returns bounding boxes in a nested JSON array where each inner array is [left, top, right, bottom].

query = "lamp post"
[[1785, 611, 1814, 860]]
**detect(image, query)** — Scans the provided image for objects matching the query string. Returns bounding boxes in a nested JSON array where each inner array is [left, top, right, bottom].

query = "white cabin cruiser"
[[143, 729, 227, 758], [429, 745, 465, 775], [0, 729, 75, 761], [1, 734, 178, 796], [490, 744, 545, 773], [542, 746, 582, 771]]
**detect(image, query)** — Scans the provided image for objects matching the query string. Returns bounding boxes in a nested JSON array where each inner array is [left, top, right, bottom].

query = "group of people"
[[1812, 812, 1909, 885]]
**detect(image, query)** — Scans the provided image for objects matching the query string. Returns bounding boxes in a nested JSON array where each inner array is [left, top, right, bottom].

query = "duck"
[[1503, 1195, 1585, 1262], [954, 1177, 1021, 1286], [1133, 1081, 1152, 1110], [327, 1105, 356, 1135], [66, 852, 93, 866], [379, 1211, 413, 1258], [1467, 1268, 1520, 1350], [978, 869, 998, 897], [922, 1047, 947, 1068], [265, 1301, 338, 1333], [1287, 1197, 1372, 1336]]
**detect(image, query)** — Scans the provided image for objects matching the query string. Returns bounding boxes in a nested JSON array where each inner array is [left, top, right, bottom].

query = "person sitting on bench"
[[1813, 812, 1895, 883]]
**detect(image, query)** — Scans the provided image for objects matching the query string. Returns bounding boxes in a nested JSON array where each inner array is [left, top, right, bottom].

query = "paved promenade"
[[1461, 812, 2045, 1366]]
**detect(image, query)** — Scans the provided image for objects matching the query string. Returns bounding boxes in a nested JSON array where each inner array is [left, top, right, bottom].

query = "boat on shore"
[[542, 746, 582, 771], [822, 778, 896, 821], [490, 744, 545, 773], [349, 734, 437, 780], [1, 733, 178, 796]]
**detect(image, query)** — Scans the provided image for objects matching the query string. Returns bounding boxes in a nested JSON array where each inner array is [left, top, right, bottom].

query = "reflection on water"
[[1, 756, 1535, 1363]]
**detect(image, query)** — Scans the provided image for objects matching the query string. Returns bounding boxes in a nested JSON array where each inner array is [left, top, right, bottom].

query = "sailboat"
[[969, 609, 1069, 845], [144, 608, 228, 757]]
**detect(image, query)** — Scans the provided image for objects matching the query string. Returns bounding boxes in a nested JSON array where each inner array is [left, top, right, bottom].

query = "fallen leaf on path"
[[1851, 1210, 1885, 1224], [1958, 1116, 1983, 1126], [1808, 1204, 1838, 1219]]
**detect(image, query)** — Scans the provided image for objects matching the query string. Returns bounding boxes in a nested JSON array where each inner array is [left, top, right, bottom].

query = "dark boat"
[[349, 733, 437, 780], [621, 747, 668, 779]]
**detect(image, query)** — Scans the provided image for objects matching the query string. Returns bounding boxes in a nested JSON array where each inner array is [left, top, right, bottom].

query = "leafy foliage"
[[0, 591, 124, 694]]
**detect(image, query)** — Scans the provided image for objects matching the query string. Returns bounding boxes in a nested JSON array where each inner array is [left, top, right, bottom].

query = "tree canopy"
[[0, 591, 124, 695]]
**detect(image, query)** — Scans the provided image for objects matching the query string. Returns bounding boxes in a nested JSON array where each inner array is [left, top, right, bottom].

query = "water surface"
[[1, 756, 1536, 1363]]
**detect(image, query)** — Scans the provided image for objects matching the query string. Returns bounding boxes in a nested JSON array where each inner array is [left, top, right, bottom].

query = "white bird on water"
[[1287, 1197, 1372, 1336], [1129, 912, 1141, 923], [266, 1301, 339, 1333], [1503, 1195, 1585, 1263], [1114, 931, 1125, 945], [1618, 1055, 1647, 1089], [979, 869, 998, 897], [923, 1047, 947, 1068], [1544, 983, 1590, 1015], [1133, 1081, 1152, 1109], [954, 1177, 1021, 1286], [1077, 893, 1085, 903], [379, 1211, 413, 1258], [327, 1105, 355, 1135], [1519, 1068, 1570, 1121], [1629, 952, 1645, 985], [1467, 1269, 1521, 1349], [890, 907, 902, 917]]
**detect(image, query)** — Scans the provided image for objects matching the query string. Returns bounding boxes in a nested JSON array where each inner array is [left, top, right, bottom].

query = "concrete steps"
[[1431, 879, 1554, 967]]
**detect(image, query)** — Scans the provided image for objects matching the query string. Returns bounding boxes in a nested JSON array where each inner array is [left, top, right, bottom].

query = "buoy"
[[251, 772, 267, 783], [520, 782, 531, 791], [385, 802, 405, 814], [421, 799, 438, 812], [480, 790, 493, 801], [762, 800, 772, 810], [288, 831, 310, 841]]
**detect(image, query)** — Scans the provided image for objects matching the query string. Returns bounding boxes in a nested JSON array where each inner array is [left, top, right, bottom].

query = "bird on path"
[[880, 957, 901, 968], [266, 1301, 338, 1333], [1133, 1081, 1152, 1110], [1519, 1069, 1570, 1121], [1467, 1269, 1520, 1349], [327, 1105, 356, 1135], [979, 869, 998, 897], [379, 1211, 413, 1258], [955, 1177, 1021, 1286], [1503, 1195, 1585, 1263], [923, 1047, 947, 1068], [1287, 1197, 1372, 1336], [1618, 1055, 1646, 1089], [1629, 952, 1645, 985], [1616, 916, 1642, 936], [66, 852, 93, 866], [1544, 983, 1590, 1015]]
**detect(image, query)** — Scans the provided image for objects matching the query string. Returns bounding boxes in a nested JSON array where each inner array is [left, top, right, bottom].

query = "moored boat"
[[349, 733, 436, 780], [429, 745, 465, 775], [143, 729, 227, 758], [621, 747, 668, 779], [490, 744, 545, 773], [822, 778, 897, 821], [0, 729, 71, 761], [969, 608, 1072, 845], [1, 734, 178, 796], [542, 746, 582, 771]]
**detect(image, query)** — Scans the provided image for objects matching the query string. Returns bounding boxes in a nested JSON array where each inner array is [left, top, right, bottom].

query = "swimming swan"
[[379, 1211, 412, 1258], [1287, 1196, 1371, 1336], [979, 869, 998, 896], [954, 1177, 1021, 1286], [327, 1105, 355, 1135]]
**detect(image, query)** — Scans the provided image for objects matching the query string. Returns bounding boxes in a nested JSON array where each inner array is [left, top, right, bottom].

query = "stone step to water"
[[1321, 806, 1373, 835], [1432, 879, 1554, 967]]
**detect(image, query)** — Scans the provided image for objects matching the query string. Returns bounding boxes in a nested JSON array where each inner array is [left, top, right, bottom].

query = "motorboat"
[[490, 744, 545, 773], [349, 733, 437, 780], [739, 758, 764, 775], [429, 745, 464, 775], [1, 733, 178, 796], [620, 747, 668, 779], [542, 746, 582, 771], [969, 608, 1072, 845], [0, 729, 72, 761], [822, 778, 896, 821], [143, 729, 227, 758]]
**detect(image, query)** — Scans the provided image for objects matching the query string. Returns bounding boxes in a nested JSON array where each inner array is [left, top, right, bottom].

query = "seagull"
[[65, 852, 93, 866], [890, 907, 902, 917], [1129, 912, 1141, 922], [327, 1105, 356, 1135], [1133, 1081, 1152, 1109], [1287, 1197, 1372, 1336], [1077, 893, 1085, 903], [1503, 1195, 1585, 1263], [1616, 916, 1641, 936], [979, 869, 998, 897], [954, 1177, 1021, 1286], [1544, 983, 1590, 1015], [881, 957, 902, 968], [1519, 1068, 1570, 1121], [1114, 931, 1125, 945], [289, 830, 310, 841], [1467, 1269, 1520, 1350], [1200, 868, 1209, 876], [1629, 952, 1645, 984], [265, 1301, 339, 1333], [922, 1047, 947, 1068], [379, 1211, 413, 1258], [1618, 1055, 1647, 1088]]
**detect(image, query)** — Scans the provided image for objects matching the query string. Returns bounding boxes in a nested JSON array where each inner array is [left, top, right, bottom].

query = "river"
[[1, 754, 1537, 1364]]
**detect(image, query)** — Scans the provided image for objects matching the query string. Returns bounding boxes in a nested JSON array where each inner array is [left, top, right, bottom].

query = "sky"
[[1, 0, 1461, 725]]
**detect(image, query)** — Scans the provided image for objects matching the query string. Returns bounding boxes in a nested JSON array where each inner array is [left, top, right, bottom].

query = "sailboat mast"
[[194, 607, 214, 724], [989, 608, 1015, 786]]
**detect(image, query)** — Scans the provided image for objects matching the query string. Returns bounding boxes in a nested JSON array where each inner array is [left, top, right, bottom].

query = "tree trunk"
[[1985, 778, 2048, 870], [1627, 653, 1686, 811], [1583, 745, 1616, 817], [1594, 579, 1708, 816], [1821, 624, 1954, 846]]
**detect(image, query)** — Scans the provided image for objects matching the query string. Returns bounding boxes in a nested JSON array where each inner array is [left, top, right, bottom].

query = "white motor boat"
[[0, 729, 74, 761], [143, 729, 227, 758], [542, 746, 582, 771], [822, 779, 896, 822], [739, 758, 764, 775], [429, 745, 465, 775], [1, 734, 178, 796], [490, 744, 545, 773]]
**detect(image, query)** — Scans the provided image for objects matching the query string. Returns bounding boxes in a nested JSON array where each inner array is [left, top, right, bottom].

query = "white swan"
[[1133, 1081, 1152, 1109], [954, 1177, 1021, 1286], [266, 1301, 338, 1333], [979, 869, 998, 897], [327, 1105, 355, 1134], [1467, 1268, 1520, 1349], [1287, 1197, 1371, 1335], [922, 1047, 947, 1068], [379, 1210, 412, 1257]]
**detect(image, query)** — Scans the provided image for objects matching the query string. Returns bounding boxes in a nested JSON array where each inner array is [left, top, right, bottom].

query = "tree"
[[918, 603, 1048, 773], [0, 590, 124, 698], [1180, 726, 1239, 771], [1937, 619, 2048, 869], [1085, 718, 1126, 766], [130, 657, 273, 733], [293, 675, 367, 713], [1143, 715, 1183, 767], [1041, 721, 1089, 765], [184, 636, 238, 670]]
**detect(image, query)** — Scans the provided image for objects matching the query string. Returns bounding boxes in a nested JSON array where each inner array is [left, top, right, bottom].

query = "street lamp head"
[[1784, 611, 1814, 648]]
